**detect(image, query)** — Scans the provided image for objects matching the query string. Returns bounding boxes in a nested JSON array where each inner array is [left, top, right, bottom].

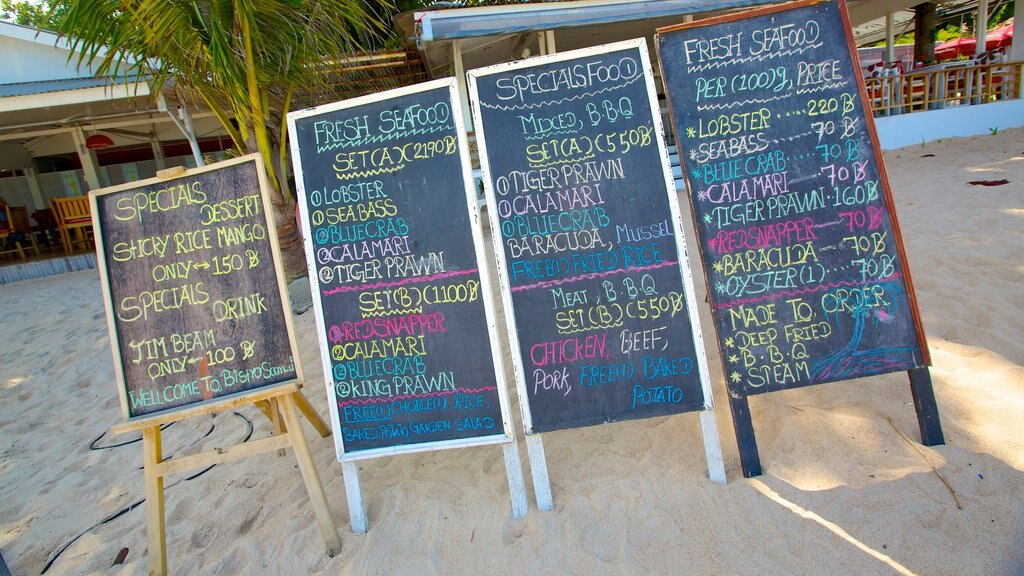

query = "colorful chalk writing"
[[470, 41, 710, 433], [93, 157, 299, 418], [657, 0, 927, 396], [289, 80, 510, 455]]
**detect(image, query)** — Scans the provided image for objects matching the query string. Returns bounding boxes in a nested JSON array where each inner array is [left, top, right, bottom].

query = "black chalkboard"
[[288, 79, 512, 458], [657, 0, 929, 397], [92, 156, 300, 419], [469, 40, 712, 434]]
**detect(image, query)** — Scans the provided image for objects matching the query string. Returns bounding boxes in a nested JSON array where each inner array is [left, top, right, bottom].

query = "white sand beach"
[[1, 128, 1022, 575]]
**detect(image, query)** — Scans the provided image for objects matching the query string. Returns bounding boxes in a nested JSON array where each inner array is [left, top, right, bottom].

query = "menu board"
[[657, 0, 928, 396], [287, 79, 513, 459], [469, 40, 713, 434], [92, 156, 300, 419]]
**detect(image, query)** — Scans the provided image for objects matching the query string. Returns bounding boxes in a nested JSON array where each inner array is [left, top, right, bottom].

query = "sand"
[[1, 128, 1022, 576]]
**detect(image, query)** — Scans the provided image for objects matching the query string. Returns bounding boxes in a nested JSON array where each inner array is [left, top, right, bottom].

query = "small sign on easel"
[[656, 0, 943, 476], [468, 39, 727, 509], [92, 155, 340, 575], [287, 78, 528, 531]]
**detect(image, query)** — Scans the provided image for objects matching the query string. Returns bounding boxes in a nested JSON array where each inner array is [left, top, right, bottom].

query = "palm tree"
[[56, 0, 391, 277]]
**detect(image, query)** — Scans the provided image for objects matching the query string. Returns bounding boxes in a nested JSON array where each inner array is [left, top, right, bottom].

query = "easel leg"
[[268, 398, 286, 456], [293, 391, 332, 438], [258, 398, 295, 456], [279, 394, 342, 556], [341, 461, 368, 534], [908, 368, 945, 446], [698, 409, 727, 485], [142, 426, 167, 576], [501, 443, 528, 519], [254, 400, 274, 422], [525, 435, 554, 511], [728, 393, 762, 478]]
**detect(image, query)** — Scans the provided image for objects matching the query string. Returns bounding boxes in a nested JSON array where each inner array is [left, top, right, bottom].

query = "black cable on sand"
[[40, 412, 254, 574]]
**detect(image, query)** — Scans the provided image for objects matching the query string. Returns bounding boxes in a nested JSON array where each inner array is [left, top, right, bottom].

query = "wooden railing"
[[863, 60, 1022, 116]]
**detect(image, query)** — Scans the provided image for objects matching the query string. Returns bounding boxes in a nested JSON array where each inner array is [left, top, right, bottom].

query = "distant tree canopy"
[[1, 0, 63, 27], [41, 0, 392, 278]]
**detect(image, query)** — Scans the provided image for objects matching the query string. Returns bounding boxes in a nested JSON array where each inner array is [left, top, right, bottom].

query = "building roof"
[[415, 0, 779, 41], [0, 20, 71, 50], [0, 75, 145, 98]]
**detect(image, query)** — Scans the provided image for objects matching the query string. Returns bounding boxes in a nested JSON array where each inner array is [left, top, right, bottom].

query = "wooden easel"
[[467, 41, 730, 511], [654, 0, 945, 480], [90, 156, 340, 575], [111, 384, 338, 576], [728, 367, 945, 477], [287, 79, 531, 532], [523, 406, 728, 512], [338, 441, 528, 533]]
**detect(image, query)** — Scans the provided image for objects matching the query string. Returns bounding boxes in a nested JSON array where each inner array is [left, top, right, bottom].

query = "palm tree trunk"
[[269, 195, 308, 279], [238, 14, 307, 279]]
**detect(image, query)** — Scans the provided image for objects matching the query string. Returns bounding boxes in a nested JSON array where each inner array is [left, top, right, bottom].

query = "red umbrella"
[[935, 36, 976, 60], [985, 21, 1013, 50], [935, 21, 1014, 61]]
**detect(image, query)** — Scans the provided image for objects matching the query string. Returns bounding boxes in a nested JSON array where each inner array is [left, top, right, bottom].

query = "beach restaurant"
[[0, 0, 1022, 276]]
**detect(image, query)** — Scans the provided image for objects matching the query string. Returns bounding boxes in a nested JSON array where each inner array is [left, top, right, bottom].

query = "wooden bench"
[[51, 196, 93, 254]]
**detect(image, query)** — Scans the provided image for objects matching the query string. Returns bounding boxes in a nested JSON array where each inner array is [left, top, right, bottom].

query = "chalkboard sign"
[[468, 40, 715, 434], [657, 0, 929, 396], [288, 78, 514, 460], [92, 155, 301, 420]]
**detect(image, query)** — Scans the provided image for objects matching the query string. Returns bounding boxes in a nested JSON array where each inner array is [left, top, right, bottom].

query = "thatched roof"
[[292, 49, 429, 109]]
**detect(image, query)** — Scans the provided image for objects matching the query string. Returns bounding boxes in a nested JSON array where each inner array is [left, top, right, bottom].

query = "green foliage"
[[989, 2, 1014, 26], [1, 0, 63, 27], [55, 1, 391, 196], [866, 6, 1013, 49], [935, 25, 963, 43], [53, 0, 393, 276]]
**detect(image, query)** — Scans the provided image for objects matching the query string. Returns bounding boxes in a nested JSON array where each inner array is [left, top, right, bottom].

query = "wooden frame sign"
[[656, 0, 943, 477], [287, 78, 527, 530], [468, 39, 727, 509], [94, 155, 301, 420], [92, 155, 340, 574]]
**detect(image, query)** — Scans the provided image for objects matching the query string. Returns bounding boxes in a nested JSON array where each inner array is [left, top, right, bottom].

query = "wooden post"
[[279, 393, 342, 556], [257, 392, 330, 439], [699, 410, 728, 485], [254, 400, 271, 419], [269, 397, 286, 456], [142, 426, 167, 576], [526, 435, 554, 511], [341, 461, 367, 534], [908, 368, 945, 446], [293, 391, 332, 438], [501, 443, 528, 519], [728, 394, 762, 478]]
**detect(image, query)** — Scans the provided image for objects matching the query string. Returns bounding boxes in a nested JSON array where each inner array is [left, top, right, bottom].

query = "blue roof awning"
[[0, 75, 146, 98], [416, 0, 782, 41]]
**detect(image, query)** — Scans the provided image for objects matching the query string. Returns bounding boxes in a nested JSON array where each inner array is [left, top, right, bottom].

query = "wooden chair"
[[0, 206, 25, 260], [31, 208, 58, 247], [51, 196, 93, 254], [7, 206, 40, 257]]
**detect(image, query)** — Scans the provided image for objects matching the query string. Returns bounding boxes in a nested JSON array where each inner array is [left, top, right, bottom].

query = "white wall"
[[0, 36, 99, 84], [874, 99, 1024, 149]]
